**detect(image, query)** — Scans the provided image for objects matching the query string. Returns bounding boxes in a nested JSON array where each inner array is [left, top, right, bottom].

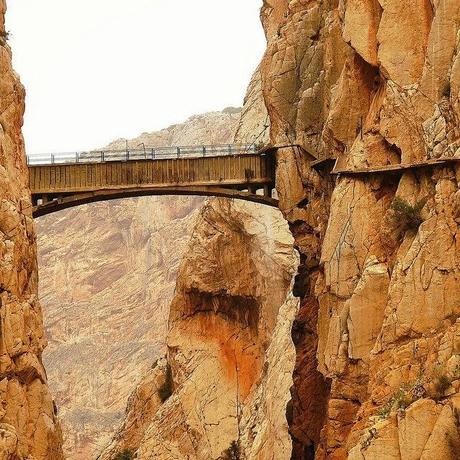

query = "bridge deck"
[[29, 150, 277, 216]]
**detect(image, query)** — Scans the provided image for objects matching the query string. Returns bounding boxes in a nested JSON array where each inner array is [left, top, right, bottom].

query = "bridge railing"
[[27, 144, 259, 166]]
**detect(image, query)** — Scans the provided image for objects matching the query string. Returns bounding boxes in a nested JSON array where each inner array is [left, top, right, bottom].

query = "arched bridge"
[[28, 144, 277, 217]]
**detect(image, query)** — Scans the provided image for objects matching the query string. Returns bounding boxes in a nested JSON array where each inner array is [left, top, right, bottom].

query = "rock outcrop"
[[101, 198, 297, 460], [37, 111, 241, 458], [0, 2, 63, 458], [98, 69, 298, 460], [259, 0, 460, 458]]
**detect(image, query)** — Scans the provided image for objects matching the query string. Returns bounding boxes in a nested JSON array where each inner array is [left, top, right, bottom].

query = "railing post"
[[76, 152, 79, 163], [51, 154, 55, 164], [102, 151, 105, 162], [152, 149, 155, 159], [126, 150, 129, 161], [202, 146, 206, 157], [228, 144, 232, 155], [177, 147, 180, 158]]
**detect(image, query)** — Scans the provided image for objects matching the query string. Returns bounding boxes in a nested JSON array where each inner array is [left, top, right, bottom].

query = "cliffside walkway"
[[28, 144, 277, 217]]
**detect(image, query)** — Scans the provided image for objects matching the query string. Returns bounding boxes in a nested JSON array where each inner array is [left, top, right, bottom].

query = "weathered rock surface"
[[127, 199, 297, 460], [0, 2, 63, 458], [99, 68, 298, 459], [37, 110, 241, 459], [259, 0, 460, 458]]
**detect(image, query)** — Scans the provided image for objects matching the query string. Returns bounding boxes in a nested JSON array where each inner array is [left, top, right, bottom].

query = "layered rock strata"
[[0, 2, 63, 458]]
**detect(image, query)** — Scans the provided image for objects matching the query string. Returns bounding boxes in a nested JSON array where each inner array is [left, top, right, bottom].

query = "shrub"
[[434, 374, 451, 397], [157, 364, 173, 402], [221, 441, 241, 460], [0, 30, 10, 44], [391, 197, 426, 231], [114, 450, 134, 460], [377, 383, 419, 419], [442, 82, 451, 98]]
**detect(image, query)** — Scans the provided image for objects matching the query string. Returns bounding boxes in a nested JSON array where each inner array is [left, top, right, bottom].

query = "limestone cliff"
[[101, 198, 297, 460], [0, 2, 62, 458], [37, 111, 241, 459], [98, 69, 299, 460], [259, 0, 460, 458]]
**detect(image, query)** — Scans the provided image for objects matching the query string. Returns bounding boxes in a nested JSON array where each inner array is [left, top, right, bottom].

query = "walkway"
[[28, 144, 277, 217]]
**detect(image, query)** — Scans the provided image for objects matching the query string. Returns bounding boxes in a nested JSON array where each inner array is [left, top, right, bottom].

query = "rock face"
[[0, 2, 63, 459], [101, 199, 298, 460], [36, 110, 241, 459], [11, 1, 460, 458], [37, 196, 202, 459], [98, 69, 298, 460], [259, 0, 460, 458]]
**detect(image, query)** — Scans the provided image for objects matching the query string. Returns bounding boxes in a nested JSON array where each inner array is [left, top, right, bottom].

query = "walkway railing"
[[27, 144, 258, 166]]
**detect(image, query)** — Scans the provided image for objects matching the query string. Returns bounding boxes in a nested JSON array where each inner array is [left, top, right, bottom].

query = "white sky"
[[6, 0, 266, 154]]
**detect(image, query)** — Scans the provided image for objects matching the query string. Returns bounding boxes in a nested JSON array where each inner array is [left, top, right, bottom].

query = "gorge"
[[1, 1, 460, 459]]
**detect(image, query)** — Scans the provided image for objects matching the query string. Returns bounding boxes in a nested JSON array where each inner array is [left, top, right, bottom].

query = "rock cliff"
[[98, 69, 298, 460], [259, 0, 460, 458], [0, 2, 62, 458], [101, 198, 298, 460], [36, 111, 241, 458]]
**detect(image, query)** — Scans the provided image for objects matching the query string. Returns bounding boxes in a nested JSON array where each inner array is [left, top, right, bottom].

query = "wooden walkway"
[[29, 150, 277, 217]]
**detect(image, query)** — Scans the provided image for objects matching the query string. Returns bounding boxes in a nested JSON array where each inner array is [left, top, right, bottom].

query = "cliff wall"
[[259, 0, 460, 458], [0, 2, 62, 458], [99, 70, 298, 460]]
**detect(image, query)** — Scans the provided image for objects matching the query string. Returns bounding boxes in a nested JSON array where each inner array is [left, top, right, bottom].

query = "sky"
[[6, 0, 266, 154]]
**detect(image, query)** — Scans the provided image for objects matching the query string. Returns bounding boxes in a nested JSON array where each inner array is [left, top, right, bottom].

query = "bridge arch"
[[32, 186, 278, 217], [29, 146, 278, 217]]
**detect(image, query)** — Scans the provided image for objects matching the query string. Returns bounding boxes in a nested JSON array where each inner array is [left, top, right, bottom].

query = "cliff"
[[259, 0, 460, 458], [37, 111, 240, 458], [101, 198, 297, 460], [98, 69, 299, 460], [0, 2, 63, 458]]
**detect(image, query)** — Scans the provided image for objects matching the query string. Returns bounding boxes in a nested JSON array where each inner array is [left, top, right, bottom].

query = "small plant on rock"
[[114, 449, 134, 460], [391, 197, 426, 231], [434, 374, 451, 398], [0, 30, 10, 43], [377, 382, 420, 420], [221, 441, 241, 460], [157, 363, 173, 402]]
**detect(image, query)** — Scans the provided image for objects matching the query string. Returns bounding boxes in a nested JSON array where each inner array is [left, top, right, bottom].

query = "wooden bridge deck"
[[29, 151, 277, 217]]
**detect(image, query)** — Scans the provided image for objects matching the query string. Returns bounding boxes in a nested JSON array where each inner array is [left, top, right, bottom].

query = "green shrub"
[[157, 364, 173, 402], [114, 450, 134, 460], [442, 82, 451, 98], [0, 30, 10, 44], [221, 441, 241, 460], [377, 383, 419, 419], [434, 374, 451, 397], [391, 197, 426, 231]]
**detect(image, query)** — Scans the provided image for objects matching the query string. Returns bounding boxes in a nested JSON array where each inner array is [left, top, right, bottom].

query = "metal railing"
[[26, 144, 258, 166]]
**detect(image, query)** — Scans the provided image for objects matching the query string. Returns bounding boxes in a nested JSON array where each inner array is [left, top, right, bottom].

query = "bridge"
[[28, 144, 277, 217]]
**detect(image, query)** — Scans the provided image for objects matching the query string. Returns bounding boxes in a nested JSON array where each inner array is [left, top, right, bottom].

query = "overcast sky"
[[7, 0, 266, 154]]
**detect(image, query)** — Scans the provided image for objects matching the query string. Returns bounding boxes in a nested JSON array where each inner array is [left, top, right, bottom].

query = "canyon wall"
[[259, 0, 460, 458], [99, 69, 299, 460], [0, 2, 63, 459], [37, 111, 240, 459], [101, 199, 298, 460]]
